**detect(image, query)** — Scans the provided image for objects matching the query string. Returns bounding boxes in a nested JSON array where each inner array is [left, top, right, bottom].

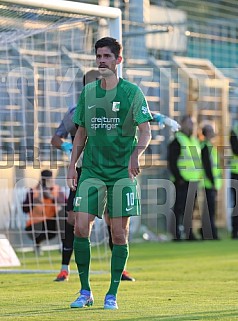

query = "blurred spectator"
[[167, 115, 202, 241], [200, 124, 222, 240], [230, 123, 238, 239], [22, 169, 66, 255]]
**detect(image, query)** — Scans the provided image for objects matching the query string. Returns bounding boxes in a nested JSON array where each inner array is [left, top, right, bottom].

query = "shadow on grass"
[[2, 308, 238, 321]]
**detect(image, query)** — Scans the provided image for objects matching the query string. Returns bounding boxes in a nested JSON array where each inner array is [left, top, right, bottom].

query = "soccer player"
[[67, 37, 152, 310], [51, 70, 100, 281], [51, 69, 135, 282]]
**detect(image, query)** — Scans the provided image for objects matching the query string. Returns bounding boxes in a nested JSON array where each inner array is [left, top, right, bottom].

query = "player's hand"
[[128, 154, 140, 180], [67, 166, 78, 191]]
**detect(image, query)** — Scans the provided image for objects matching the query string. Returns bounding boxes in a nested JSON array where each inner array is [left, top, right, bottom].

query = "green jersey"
[[73, 78, 152, 184]]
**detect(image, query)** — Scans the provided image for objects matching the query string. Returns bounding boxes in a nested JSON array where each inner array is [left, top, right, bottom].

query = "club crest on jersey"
[[74, 196, 82, 207], [112, 102, 120, 112]]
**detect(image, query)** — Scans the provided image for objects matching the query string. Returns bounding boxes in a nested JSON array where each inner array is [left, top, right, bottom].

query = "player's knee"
[[74, 224, 91, 238], [111, 231, 128, 245]]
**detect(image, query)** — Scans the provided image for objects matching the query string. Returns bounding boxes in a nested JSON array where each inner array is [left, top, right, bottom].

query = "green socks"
[[73, 237, 91, 291], [74, 239, 129, 296], [107, 244, 129, 296]]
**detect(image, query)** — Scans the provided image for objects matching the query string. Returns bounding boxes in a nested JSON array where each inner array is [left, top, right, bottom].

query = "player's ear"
[[116, 55, 122, 65]]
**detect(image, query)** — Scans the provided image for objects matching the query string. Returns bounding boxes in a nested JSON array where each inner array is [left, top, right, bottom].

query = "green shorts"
[[73, 177, 141, 218]]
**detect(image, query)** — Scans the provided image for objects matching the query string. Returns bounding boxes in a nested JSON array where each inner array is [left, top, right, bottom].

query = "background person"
[[167, 115, 202, 241], [22, 169, 66, 255], [229, 123, 238, 239], [67, 37, 152, 310], [200, 124, 222, 240]]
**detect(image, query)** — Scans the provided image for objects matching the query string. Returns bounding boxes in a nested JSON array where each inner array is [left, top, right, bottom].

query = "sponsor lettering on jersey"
[[91, 116, 120, 131]]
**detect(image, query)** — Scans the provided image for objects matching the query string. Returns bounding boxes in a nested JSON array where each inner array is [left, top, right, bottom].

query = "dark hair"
[[95, 37, 122, 59], [202, 124, 213, 137], [180, 114, 192, 124], [41, 170, 52, 178], [40, 170, 52, 188]]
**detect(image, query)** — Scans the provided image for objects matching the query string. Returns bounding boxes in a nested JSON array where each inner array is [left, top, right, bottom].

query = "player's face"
[[96, 46, 122, 77]]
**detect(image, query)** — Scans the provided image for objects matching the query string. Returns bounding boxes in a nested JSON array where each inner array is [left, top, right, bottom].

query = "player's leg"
[[55, 167, 81, 281], [104, 216, 130, 310], [104, 211, 113, 251], [70, 211, 96, 308], [104, 180, 139, 309], [71, 178, 107, 308], [104, 211, 135, 281], [54, 212, 74, 281], [54, 195, 75, 281], [74, 212, 95, 285]]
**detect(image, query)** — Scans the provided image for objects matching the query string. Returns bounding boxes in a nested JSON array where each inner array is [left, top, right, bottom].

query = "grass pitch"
[[0, 237, 238, 321]]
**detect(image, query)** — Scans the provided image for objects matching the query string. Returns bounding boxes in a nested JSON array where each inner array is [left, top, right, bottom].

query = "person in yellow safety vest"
[[167, 115, 202, 241], [229, 123, 238, 239], [200, 124, 222, 240], [22, 170, 67, 255]]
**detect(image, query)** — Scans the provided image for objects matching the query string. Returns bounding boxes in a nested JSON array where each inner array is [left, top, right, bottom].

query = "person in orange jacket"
[[22, 169, 66, 255]]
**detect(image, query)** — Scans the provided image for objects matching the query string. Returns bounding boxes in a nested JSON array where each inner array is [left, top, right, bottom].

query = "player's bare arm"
[[67, 126, 87, 190], [128, 121, 151, 180]]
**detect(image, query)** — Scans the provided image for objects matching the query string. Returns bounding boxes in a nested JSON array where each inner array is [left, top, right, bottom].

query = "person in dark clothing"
[[229, 124, 238, 239], [167, 115, 202, 241], [200, 124, 222, 240]]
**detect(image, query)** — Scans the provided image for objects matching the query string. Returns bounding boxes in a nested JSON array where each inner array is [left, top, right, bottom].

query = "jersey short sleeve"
[[55, 120, 68, 139], [55, 106, 77, 137], [132, 87, 153, 125]]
